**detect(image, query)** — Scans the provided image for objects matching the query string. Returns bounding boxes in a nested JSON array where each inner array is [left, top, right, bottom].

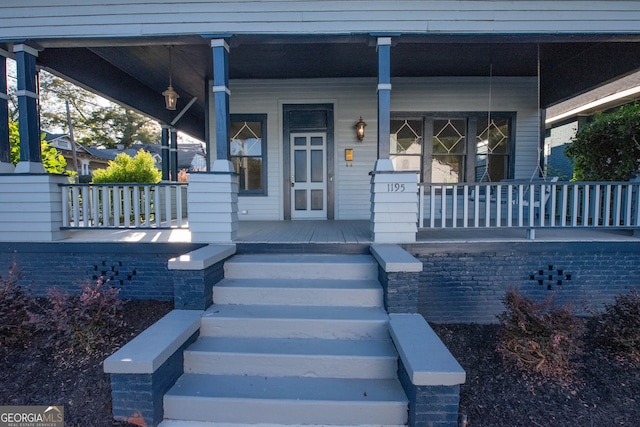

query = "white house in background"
[[1, 1, 640, 242]]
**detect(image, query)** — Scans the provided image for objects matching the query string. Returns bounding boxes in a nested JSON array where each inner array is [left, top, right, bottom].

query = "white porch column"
[[370, 37, 418, 243], [0, 174, 70, 241], [370, 166, 418, 243]]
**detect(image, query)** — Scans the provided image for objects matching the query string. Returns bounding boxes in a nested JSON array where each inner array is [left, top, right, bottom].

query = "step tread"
[[225, 254, 377, 266], [166, 374, 408, 403], [186, 336, 397, 358], [202, 304, 389, 321], [215, 278, 381, 290]]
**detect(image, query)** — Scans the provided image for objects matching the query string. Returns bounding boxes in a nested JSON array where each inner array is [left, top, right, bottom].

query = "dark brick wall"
[[398, 359, 461, 427], [404, 241, 640, 323], [379, 266, 419, 313], [173, 260, 225, 310], [110, 331, 198, 427], [0, 242, 203, 301]]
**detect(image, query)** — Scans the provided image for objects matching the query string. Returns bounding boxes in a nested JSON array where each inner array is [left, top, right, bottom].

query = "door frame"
[[283, 103, 334, 220]]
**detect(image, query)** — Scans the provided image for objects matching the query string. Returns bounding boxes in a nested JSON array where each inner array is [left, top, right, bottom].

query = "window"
[[230, 114, 267, 195], [390, 113, 514, 183]]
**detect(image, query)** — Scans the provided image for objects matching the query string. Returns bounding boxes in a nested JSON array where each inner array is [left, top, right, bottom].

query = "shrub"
[[496, 288, 584, 379], [592, 289, 640, 361], [92, 150, 161, 183], [31, 278, 125, 356], [0, 262, 34, 347]]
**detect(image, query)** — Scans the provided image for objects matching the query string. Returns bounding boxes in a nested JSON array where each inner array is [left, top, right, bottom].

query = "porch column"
[[13, 44, 45, 174], [370, 37, 418, 243], [161, 124, 170, 180], [187, 38, 237, 243], [170, 127, 178, 180], [0, 54, 13, 173]]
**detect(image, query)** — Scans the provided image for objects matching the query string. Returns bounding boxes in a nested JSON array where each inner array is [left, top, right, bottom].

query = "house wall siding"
[[225, 76, 539, 220], [2, 1, 640, 40]]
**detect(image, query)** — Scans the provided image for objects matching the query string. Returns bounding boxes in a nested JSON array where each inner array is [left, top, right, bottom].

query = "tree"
[[9, 120, 67, 174], [92, 150, 161, 183], [38, 70, 160, 149], [565, 103, 640, 181]]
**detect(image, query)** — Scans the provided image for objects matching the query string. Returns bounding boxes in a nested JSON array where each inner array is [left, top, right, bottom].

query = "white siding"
[[218, 76, 539, 220], [1, 1, 640, 40]]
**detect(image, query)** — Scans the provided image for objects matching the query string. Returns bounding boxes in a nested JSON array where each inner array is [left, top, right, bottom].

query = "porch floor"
[[58, 220, 639, 244]]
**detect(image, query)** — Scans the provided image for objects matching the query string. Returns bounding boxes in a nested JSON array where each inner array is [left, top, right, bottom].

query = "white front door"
[[290, 132, 327, 219]]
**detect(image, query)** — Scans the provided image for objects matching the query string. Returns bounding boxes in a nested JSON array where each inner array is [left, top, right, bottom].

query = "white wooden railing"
[[60, 183, 189, 229], [418, 180, 640, 230]]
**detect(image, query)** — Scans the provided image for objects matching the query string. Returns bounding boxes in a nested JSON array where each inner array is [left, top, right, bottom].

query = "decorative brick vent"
[[91, 260, 137, 287], [530, 265, 572, 290]]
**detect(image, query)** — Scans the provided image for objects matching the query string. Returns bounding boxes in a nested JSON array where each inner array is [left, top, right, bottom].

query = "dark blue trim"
[[213, 42, 230, 161], [230, 113, 268, 196], [0, 57, 9, 164], [15, 48, 41, 164], [377, 41, 391, 160], [170, 129, 178, 181], [161, 127, 170, 180]]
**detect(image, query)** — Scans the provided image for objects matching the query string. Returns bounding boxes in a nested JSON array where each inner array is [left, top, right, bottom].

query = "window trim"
[[230, 113, 268, 196]]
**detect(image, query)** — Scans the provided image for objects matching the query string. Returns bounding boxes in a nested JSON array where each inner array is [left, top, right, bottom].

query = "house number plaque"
[[387, 183, 406, 192]]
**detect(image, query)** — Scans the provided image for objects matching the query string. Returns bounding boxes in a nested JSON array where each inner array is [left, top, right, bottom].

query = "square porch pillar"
[[187, 161, 238, 243], [161, 125, 170, 181], [13, 44, 45, 174]]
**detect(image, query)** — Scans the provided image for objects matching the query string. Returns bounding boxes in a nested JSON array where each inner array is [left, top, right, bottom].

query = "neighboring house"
[[545, 71, 640, 180], [44, 132, 206, 178]]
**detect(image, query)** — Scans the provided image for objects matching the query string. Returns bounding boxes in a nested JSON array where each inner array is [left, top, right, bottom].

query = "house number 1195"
[[387, 183, 405, 192]]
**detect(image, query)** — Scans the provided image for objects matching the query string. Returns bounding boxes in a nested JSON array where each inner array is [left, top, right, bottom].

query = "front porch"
[[59, 219, 639, 244]]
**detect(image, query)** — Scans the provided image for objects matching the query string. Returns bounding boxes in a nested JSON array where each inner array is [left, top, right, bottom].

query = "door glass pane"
[[310, 136, 323, 146], [433, 119, 465, 154], [294, 151, 307, 182], [432, 155, 463, 183], [294, 136, 307, 146], [311, 190, 323, 210], [295, 190, 306, 210], [310, 150, 323, 182]]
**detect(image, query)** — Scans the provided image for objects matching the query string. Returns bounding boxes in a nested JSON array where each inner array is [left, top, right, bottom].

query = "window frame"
[[390, 111, 516, 183], [229, 113, 268, 196]]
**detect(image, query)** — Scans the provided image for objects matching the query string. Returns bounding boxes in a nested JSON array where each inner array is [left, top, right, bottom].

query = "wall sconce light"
[[163, 47, 180, 110], [355, 117, 367, 142]]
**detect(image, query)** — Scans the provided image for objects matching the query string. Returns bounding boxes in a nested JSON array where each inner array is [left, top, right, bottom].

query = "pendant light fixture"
[[163, 46, 179, 110]]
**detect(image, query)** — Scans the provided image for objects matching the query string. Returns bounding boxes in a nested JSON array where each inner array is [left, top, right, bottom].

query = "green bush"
[[592, 289, 640, 361], [92, 150, 161, 183], [496, 288, 584, 379], [565, 103, 640, 181]]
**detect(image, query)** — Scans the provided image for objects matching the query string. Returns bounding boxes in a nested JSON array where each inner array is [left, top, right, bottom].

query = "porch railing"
[[60, 183, 189, 229], [418, 180, 640, 230]]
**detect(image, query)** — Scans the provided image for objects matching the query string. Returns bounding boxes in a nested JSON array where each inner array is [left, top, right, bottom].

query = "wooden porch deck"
[[59, 220, 639, 244]]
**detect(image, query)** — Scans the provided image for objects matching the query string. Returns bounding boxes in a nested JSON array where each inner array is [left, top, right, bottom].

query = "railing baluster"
[[614, 184, 622, 226], [133, 186, 141, 227], [429, 185, 435, 228], [604, 185, 612, 226], [144, 186, 151, 227], [571, 184, 579, 227], [528, 184, 535, 227], [71, 186, 80, 228], [165, 185, 172, 227], [440, 184, 447, 228], [123, 185, 131, 228], [81, 186, 90, 227], [495, 184, 502, 227], [418, 184, 424, 229], [507, 184, 513, 227], [560, 185, 568, 227], [583, 184, 590, 227], [463, 185, 469, 228], [549, 184, 557, 227], [474, 184, 480, 228], [155, 185, 162, 227], [593, 184, 601, 227], [625, 184, 633, 226], [61, 187, 70, 227], [634, 183, 640, 227], [451, 185, 457, 228]]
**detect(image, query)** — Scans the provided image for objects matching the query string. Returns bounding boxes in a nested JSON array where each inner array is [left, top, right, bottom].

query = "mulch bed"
[[432, 323, 640, 427], [2, 303, 639, 427], [0, 300, 173, 427]]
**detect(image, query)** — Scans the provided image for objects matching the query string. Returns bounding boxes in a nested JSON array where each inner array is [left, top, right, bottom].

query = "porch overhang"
[[2, 33, 639, 140]]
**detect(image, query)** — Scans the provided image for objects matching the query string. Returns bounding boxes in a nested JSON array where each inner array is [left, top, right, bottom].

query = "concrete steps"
[[163, 253, 408, 426]]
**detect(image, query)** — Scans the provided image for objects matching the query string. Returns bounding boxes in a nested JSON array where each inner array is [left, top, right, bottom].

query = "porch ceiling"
[[6, 34, 640, 140]]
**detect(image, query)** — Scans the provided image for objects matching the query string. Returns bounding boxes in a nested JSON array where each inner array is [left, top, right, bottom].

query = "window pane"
[[295, 190, 306, 210], [294, 150, 307, 182], [477, 117, 509, 154], [433, 119, 465, 154], [311, 150, 323, 182], [311, 190, 323, 210], [476, 154, 508, 182], [432, 155, 463, 183], [391, 155, 421, 172], [232, 157, 263, 191], [391, 120, 422, 155], [294, 136, 306, 146], [310, 136, 323, 146], [230, 121, 262, 156]]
